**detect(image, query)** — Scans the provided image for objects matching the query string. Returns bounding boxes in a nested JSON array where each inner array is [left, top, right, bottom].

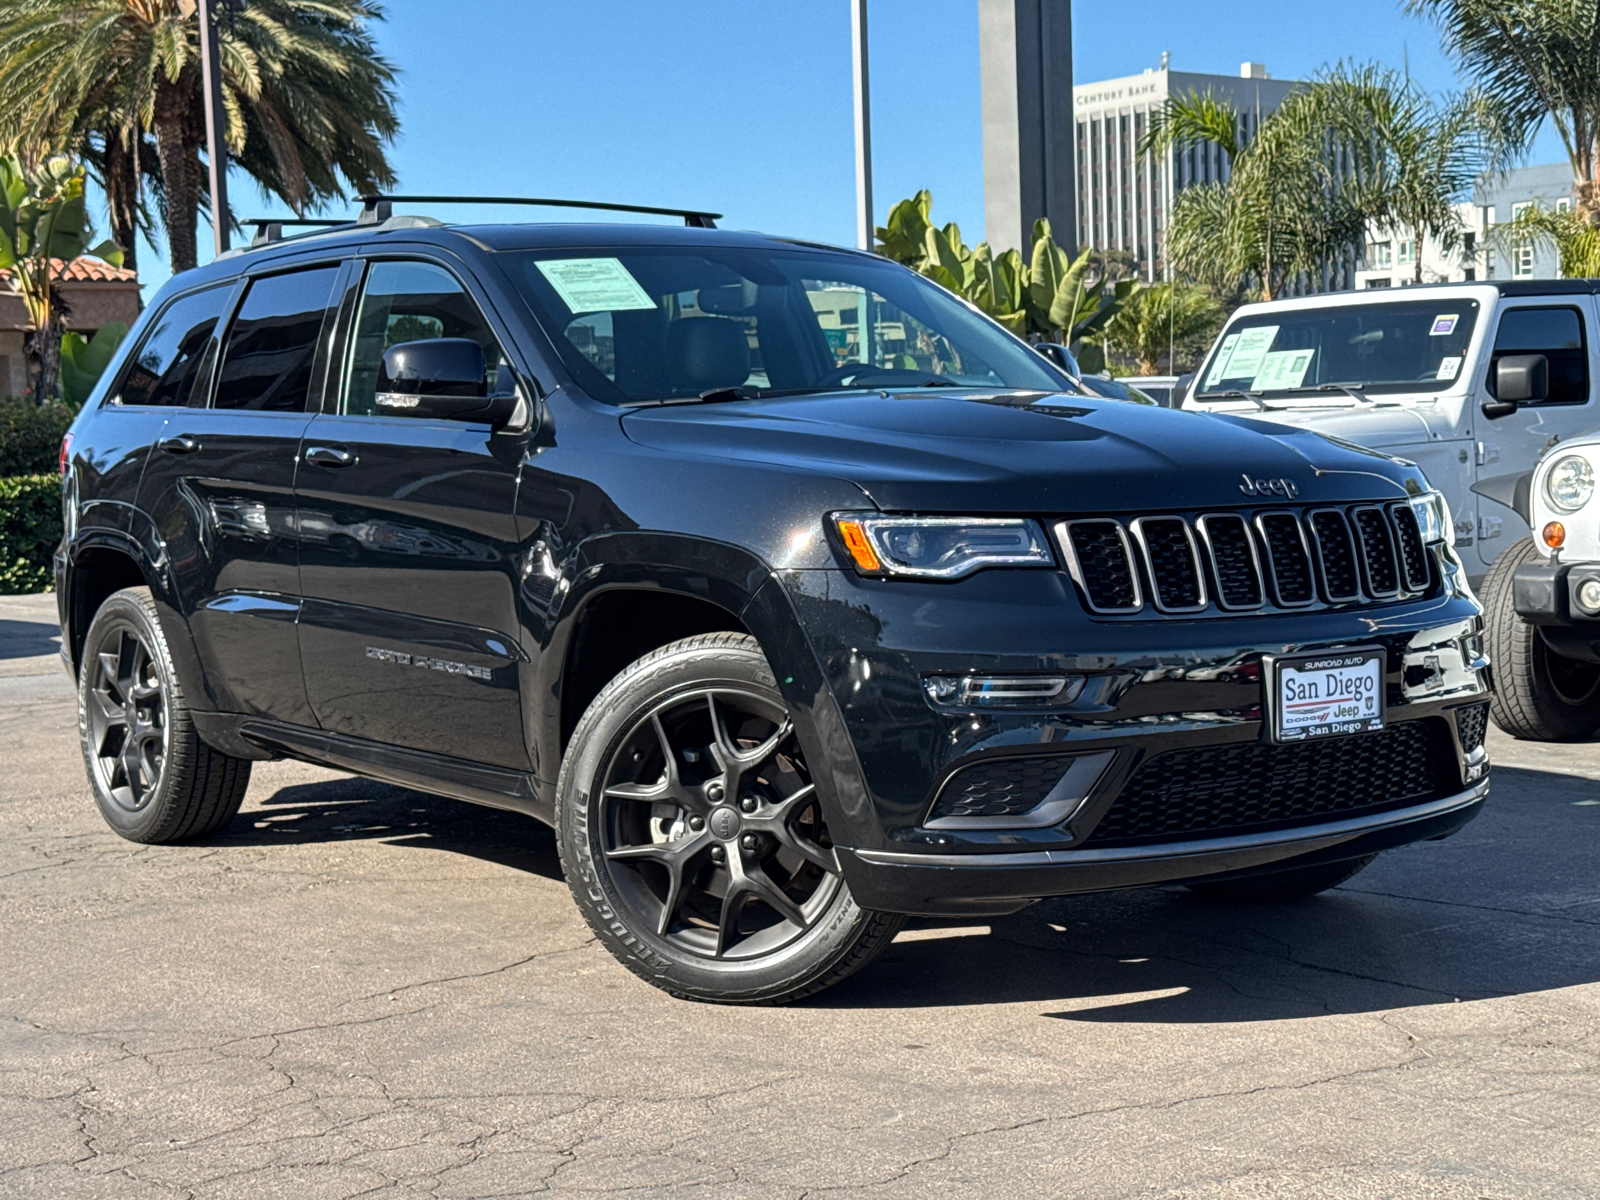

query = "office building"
[[1072, 60, 1299, 280]]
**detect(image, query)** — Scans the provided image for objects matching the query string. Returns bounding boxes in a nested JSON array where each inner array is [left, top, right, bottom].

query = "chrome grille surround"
[[1129, 516, 1208, 613], [1057, 519, 1143, 614], [1055, 501, 1435, 618]]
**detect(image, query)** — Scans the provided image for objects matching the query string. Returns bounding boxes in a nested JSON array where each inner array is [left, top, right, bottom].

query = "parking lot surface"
[[1, 591, 1597, 1199]]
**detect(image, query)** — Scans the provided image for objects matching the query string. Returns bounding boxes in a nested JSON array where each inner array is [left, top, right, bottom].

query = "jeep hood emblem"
[[1239, 474, 1299, 499]]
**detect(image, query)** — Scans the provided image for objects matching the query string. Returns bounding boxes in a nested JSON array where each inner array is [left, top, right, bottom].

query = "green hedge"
[[0, 397, 76, 476], [0, 474, 62, 594]]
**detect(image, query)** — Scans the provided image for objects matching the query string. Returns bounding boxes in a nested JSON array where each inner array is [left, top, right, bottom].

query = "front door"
[[294, 257, 530, 769], [134, 264, 343, 723], [1476, 298, 1600, 568]]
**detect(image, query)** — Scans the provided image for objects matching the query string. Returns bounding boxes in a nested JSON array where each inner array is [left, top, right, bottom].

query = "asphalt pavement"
[[1, 590, 1596, 1199]]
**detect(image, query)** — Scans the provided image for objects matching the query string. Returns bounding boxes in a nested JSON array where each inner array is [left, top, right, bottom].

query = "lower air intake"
[[1083, 720, 1452, 845], [928, 755, 1079, 822], [1455, 702, 1490, 754]]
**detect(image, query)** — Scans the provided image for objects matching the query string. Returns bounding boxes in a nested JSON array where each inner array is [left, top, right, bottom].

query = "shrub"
[[0, 474, 62, 594], [0, 397, 76, 476]]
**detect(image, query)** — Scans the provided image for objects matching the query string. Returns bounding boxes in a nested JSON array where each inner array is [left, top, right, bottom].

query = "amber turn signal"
[[834, 518, 882, 572], [1543, 521, 1566, 549]]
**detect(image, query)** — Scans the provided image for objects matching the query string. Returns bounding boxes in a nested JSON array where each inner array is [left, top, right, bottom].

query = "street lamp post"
[[197, 0, 231, 256], [851, 0, 873, 252]]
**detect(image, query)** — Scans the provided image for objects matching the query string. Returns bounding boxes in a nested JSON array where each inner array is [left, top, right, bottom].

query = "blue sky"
[[115, 0, 1564, 297]]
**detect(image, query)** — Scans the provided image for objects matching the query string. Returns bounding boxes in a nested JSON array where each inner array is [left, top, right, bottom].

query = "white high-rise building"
[[1072, 60, 1299, 281]]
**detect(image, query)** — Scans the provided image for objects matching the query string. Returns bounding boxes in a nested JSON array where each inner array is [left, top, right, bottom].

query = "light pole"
[[851, 0, 873, 252], [197, 0, 231, 256]]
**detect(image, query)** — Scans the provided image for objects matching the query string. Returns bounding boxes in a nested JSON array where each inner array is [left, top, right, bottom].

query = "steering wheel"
[[813, 363, 941, 389]]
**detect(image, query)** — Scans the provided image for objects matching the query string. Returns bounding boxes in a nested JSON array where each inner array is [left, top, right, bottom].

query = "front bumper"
[[1512, 555, 1600, 661], [773, 564, 1489, 915], [839, 780, 1487, 915]]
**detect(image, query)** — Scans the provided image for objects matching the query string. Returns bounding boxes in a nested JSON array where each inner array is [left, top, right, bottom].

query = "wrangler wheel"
[[557, 633, 904, 1003]]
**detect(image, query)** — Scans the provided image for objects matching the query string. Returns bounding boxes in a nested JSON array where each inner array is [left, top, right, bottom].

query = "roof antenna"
[[1160, 50, 1170, 71]]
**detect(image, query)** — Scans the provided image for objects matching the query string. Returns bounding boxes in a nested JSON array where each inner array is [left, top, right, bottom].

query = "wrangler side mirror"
[[375, 338, 515, 425], [1484, 353, 1548, 419]]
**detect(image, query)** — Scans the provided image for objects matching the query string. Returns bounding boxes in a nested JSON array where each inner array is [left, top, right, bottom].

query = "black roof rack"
[[242, 216, 354, 247], [357, 194, 720, 228]]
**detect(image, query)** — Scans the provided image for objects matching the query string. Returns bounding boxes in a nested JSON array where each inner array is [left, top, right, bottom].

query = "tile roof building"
[[0, 257, 141, 398]]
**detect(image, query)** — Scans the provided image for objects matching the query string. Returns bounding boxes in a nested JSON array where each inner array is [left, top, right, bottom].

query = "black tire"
[[1482, 537, 1600, 742], [1185, 853, 1377, 903], [556, 632, 905, 1004], [78, 586, 251, 843]]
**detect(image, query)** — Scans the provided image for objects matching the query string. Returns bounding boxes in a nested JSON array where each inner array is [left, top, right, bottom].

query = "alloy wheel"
[[86, 625, 168, 813], [597, 687, 841, 960]]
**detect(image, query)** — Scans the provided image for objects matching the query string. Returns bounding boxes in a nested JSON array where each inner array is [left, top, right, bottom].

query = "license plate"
[[1267, 649, 1385, 743]]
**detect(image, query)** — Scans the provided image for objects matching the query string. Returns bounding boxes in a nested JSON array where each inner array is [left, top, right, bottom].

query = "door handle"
[[304, 445, 356, 468], [158, 435, 200, 455]]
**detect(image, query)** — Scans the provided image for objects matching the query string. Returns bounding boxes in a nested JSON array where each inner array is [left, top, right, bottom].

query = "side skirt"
[[195, 712, 554, 825]]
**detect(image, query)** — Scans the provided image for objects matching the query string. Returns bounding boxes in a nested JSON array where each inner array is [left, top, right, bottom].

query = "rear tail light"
[[59, 432, 73, 477]]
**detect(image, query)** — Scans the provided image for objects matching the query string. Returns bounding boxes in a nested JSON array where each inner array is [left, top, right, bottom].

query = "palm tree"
[[0, 0, 400, 273], [1317, 65, 1495, 284], [1406, 0, 1600, 220], [1101, 282, 1227, 376], [1140, 87, 1369, 301]]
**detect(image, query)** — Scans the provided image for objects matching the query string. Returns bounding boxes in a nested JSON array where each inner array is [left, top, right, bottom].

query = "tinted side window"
[[115, 286, 231, 407], [213, 267, 341, 411], [342, 261, 508, 416], [1492, 306, 1589, 405]]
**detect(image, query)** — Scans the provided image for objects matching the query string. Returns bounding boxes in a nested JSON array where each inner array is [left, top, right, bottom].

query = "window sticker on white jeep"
[[1430, 313, 1459, 336], [1204, 333, 1241, 386], [1436, 355, 1462, 380], [536, 258, 657, 314], [1252, 348, 1315, 391], [1219, 325, 1279, 381]]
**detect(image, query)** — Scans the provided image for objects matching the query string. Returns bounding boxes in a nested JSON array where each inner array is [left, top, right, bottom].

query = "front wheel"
[[556, 633, 905, 1003], [1482, 537, 1600, 742]]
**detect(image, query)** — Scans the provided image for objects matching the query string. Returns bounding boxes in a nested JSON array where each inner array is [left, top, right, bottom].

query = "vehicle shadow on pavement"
[[217, 774, 563, 880], [814, 764, 1600, 1021], [0, 619, 62, 660]]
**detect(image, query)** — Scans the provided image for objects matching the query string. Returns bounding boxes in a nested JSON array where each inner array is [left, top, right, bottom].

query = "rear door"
[[134, 263, 343, 722], [293, 256, 531, 769], [1476, 298, 1600, 569]]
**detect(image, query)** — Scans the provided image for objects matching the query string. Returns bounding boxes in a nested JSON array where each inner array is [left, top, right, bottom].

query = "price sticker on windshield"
[[1430, 314, 1459, 336], [1266, 649, 1385, 742]]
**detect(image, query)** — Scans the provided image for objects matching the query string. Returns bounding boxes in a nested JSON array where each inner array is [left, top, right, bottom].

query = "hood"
[[1185, 397, 1458, 450], [620, 390, 1424, 514]]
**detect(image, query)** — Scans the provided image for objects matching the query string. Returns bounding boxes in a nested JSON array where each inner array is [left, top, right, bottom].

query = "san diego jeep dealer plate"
[[1267, 648, 1385, 742]]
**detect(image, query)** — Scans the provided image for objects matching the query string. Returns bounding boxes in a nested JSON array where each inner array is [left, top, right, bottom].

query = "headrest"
[[668, 317, 751, 392]]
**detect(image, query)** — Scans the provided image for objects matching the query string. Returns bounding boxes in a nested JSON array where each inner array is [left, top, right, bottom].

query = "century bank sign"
[[1075, 81, 1161, 108]]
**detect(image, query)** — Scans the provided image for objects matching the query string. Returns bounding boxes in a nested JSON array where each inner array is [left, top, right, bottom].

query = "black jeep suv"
[[59, 199, 1492, 1003]]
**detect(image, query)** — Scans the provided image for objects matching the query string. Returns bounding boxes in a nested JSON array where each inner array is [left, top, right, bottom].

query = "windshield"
[[1194, 298, 1480, 400], [504, 245, 1067, 404]]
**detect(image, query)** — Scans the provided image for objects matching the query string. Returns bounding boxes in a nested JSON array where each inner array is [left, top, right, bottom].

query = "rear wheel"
[[1185, 854, 1377, 902], [78, 587, 251, 843], [557, 633, 904, 1003], [1483, 537, 1600, 742]]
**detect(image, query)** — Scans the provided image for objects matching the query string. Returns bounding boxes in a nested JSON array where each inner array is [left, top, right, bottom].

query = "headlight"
[[1544, 455, 1595, 513], [832, 515, 1054, 578], [1409, 490, 1454, 546]]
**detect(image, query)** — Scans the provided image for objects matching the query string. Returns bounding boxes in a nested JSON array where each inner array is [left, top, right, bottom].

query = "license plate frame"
[[1263, 647, 1386, 744]]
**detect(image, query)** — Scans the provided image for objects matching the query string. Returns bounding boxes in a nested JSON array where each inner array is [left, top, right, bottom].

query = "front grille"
[[1083, 720, 1452, 846], [1455, 702, 1490, 753], [1063, 520, 1141, 613], [928, 754, 1077, 822], [1054, 501, 1433, 618], [1134, 517, 1206, 611]]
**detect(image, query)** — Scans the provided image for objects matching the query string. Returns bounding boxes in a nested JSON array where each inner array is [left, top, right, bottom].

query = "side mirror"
[[1172, 372, 1194, 407], [376, 338, 514, 424], [1484, 353, 1548, 419], [1034, 342, 1081, 380]]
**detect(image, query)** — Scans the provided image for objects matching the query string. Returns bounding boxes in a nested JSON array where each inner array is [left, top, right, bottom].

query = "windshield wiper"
[[1205, 388, 1267, 410], [1310, 382, 1373, 404]]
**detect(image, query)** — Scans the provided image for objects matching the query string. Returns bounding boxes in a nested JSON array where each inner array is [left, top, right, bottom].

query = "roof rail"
[[356, 194, 721, 229], [242, 216, 354, 247]]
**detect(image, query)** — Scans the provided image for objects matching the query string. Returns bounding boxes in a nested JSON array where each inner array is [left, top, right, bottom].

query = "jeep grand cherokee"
[[57, 197, 1492, 1003]]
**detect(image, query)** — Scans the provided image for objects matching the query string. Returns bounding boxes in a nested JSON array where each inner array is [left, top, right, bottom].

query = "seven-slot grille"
[[1058, 502, 1432, 616]]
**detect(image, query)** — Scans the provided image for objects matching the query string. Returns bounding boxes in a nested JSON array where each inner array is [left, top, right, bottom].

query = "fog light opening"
[[1544, 521, 1566, 549], [1577, 577, 1600, 614]]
